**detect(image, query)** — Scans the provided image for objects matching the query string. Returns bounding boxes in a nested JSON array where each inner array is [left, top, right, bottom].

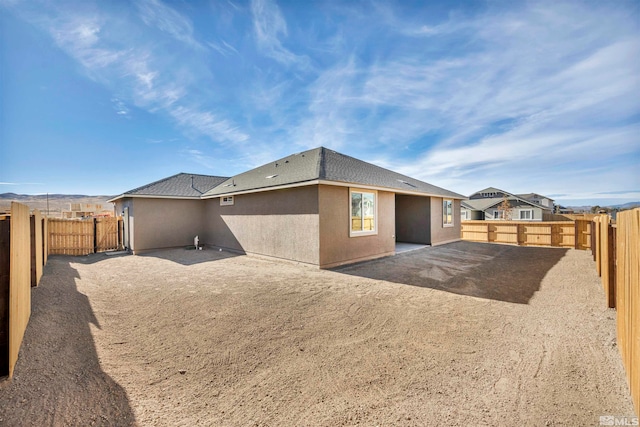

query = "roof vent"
[[266, 174, 278, 179]]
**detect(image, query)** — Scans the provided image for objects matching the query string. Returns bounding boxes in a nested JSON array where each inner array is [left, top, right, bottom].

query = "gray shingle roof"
[[462, 195, 550, 211], [461, 197, 506, 211], [111, 173, 229, 200], [202, 147, 465, 199]]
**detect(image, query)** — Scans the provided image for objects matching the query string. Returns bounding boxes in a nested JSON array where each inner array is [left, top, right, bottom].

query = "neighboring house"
[[109, 147, 465, 268], [62, 203, 112, 218], [461, 187, 554, 221]]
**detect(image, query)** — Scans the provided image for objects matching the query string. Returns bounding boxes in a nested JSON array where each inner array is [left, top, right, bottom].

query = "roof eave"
[[109, 194, 204, 202], [201, 178, 465, 199]]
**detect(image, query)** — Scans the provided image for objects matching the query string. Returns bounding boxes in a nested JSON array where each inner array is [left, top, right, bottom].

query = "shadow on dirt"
[[333, 241, 569, 304], [138, 246, 242, 266], [0, 259, 136, 426], [47, 246, 242, 267]]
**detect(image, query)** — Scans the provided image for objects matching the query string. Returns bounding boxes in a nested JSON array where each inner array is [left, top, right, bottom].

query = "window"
[[518, 209, 533, 220], [350, 189, 376, 236], [443, 199, 453, 226], [220, 196, 234, 206], [461, 210, 468, 220]]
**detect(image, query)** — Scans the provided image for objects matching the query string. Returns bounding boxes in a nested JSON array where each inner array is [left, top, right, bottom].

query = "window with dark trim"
[[350, 190, 376, 236]]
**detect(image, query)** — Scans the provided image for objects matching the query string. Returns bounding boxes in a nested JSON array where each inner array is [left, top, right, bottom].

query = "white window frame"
[[220, 196, 234, 206], [349, 188, 377, 237], [461, 210, 468, 221], [443, 199, 454, 227], [518, 209, 533, 220]]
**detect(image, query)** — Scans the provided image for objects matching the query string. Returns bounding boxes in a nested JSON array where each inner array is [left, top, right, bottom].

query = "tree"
[[497, 195, 513, 220]]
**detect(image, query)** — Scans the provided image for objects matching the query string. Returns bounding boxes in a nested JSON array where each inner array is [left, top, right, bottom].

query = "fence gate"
[[48, 217, 123, 255]]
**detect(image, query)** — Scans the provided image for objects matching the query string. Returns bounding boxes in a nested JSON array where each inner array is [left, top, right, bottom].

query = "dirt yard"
[[0, 241, 636, 426]]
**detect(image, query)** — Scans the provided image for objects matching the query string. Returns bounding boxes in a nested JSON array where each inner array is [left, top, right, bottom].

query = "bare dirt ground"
[[0, 241, 636, 426]]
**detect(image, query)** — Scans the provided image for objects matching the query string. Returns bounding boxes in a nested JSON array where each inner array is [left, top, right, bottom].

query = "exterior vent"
[[266, 175, 278, 179]]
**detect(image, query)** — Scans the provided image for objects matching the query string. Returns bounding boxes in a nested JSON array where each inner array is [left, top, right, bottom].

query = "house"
[[109, 147, 465, 268], [461, 187, 554, 221]]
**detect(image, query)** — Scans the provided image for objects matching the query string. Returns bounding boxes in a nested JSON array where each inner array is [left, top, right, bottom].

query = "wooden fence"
[[48, 217, 122, 255], [542, 213, 598, 222], [593, 210, 639, 412], [0, 202, 39, 378], [461, 220, 591, 249]]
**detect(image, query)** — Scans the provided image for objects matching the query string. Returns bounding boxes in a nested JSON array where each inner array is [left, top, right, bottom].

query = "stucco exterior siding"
[[116, 198, 206, 253], [430, 197, 462, 245], [395, 195, 431, 244], [203, 186, 320, 266], [318, 185, 395, 268]]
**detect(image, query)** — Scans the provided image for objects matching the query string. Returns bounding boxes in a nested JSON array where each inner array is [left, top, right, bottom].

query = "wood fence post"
[[591, 220, 597, 261], [93, 218, 97, 254], [517, 223, 524, 245], [606, 224, 616, 308], [9, 202, 31, 378], [0, 216, 9, 376]]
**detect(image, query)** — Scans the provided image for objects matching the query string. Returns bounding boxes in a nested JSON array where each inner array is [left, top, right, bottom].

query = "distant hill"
[[567, 201, 640, 212], [613, 201, 640, 209], [0, 193, 115, 217]]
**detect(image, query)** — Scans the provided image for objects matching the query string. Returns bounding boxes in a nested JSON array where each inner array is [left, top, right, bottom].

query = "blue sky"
[[1, 0, 638, 206]]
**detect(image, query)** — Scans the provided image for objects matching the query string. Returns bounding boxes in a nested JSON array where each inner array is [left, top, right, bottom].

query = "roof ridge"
[[318, 147, 327, 179], [186, 172, 229, 179]]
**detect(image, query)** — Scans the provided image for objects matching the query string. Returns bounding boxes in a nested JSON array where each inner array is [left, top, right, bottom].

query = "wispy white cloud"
[[182, 149, 217, 169], [2, 0, 638, 202], [207, 39, 239, 57], [49, 15, 126, 72], [0, 182, 43, 185], [170, 106, 249, 144], [135, 0, 202, 49], [250, 0, 307, 66], [111, 97, 130, 117], [5, 0, 251, 155], [285, 1, 639, 201]]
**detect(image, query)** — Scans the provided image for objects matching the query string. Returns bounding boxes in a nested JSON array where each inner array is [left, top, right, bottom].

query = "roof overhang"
[[201, 179, 465, 200], [107, 194, 203, 203]]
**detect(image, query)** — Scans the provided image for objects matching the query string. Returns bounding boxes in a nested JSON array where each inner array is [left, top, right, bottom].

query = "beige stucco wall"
[[395, 195, 431, 244], [430, 197, 462, 245], [203, 186, 320, 266], [115, 198, 205, 253], [318, 185, 395, 268]]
